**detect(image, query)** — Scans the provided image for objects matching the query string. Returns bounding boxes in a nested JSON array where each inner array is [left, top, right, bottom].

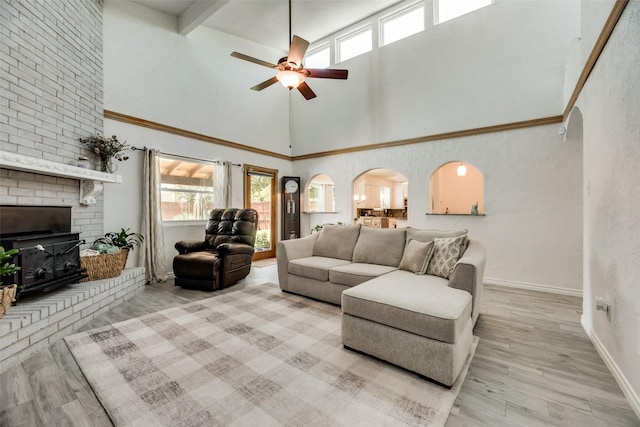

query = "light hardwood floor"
[[0, 263, 637, 426]]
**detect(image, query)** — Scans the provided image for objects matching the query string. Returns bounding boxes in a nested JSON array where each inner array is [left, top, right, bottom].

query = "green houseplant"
[[94, 228, 143, 251], [92, 228, 144, 270], [0, 246, 21, 318]]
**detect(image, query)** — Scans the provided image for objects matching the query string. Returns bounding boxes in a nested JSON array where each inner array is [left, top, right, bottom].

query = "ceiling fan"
[[230, 0, 348, 100]]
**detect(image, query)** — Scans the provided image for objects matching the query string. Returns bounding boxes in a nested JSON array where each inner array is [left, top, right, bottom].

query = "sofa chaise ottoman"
[[276, 223, 486, 386]]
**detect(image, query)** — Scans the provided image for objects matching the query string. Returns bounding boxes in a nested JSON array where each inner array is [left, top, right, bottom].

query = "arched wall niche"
[[353, 168, 408, 226], [429, 161, 484, 215], [305, 173, 336, 213]]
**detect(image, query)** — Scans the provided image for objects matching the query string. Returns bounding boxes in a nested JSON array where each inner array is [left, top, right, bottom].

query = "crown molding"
[[563, 0, 629, 119], [103, 1, 629, 161], [103, 110, 292, 161]]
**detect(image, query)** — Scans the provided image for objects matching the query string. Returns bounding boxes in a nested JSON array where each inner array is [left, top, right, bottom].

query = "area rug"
[[65, 284, 477, 427]]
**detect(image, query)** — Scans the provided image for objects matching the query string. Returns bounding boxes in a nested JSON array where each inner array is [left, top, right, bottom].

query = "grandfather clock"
[[281, 176, 301, 240]]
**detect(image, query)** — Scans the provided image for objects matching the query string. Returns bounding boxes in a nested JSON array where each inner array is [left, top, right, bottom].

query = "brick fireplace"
[[1, 0, 106, 244], [0, 0, 146, 370]]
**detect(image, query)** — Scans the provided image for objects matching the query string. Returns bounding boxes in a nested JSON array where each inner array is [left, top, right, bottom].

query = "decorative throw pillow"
[[398, 239, 434, 274], [426, 234, 468, 279]]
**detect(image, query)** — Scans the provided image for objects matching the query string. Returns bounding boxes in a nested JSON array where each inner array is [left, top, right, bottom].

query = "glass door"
[[244, 165, 277, 260]]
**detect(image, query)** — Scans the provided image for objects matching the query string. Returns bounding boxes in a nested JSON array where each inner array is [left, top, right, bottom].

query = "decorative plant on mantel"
[[79, 133, 130, 173], [0, 246, 20, 318]]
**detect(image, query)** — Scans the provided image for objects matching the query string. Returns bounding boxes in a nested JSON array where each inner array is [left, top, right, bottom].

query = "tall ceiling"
[[130, 0, 404, 51]]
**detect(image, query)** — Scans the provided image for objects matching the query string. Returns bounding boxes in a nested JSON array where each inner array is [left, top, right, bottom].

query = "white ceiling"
[[130, 0, 404, 52]]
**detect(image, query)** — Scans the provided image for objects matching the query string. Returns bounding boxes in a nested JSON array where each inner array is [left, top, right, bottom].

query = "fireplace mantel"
[[0, 151, 122, 205]]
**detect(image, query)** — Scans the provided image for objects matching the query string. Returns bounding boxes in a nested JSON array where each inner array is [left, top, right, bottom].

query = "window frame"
[[336, 24, 373, 64], [304, 43, 331, 69], [434, 0, 493, 25], [379, 2, 425, 47], [159, 154, 216, 222]]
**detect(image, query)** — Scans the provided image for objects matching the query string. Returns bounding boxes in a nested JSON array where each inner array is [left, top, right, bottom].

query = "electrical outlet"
[[595, 297, 610, 312]]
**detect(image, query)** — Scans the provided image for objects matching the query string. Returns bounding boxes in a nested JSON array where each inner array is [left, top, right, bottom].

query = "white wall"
[[576, 0, 640, 413], [294, 123, 583, 293], [290, 0, 580, 156], [102, 1, 294, 273], [104, 1, 291, 156]]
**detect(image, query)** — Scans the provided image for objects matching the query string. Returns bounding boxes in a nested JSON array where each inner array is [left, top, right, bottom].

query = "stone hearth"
[[0, 268, 145, 369]]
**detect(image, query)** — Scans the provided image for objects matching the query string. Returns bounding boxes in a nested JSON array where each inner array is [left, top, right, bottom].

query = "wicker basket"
[[0, 284, 17, 319], [80, 249, 128, 281]]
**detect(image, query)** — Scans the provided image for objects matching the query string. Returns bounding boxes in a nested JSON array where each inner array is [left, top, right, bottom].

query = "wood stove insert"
[[0, 205, 88, 302]]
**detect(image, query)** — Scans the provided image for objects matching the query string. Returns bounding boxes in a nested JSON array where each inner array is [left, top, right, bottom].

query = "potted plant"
[[93, 228, 144, 269], [0, 246, 20, 318], [79, 133, 130, 173]]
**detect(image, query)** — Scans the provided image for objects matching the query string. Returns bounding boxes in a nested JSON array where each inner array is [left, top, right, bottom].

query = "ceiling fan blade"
[[251, 76, 279, 91], [231, 52, 277, 69], [306, 68, 349, 79], [297, 81, 317, 100], [288, 35, 309, 68]]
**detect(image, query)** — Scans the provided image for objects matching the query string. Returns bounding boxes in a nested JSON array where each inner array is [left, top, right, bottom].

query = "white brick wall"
[[0, 0, 105, 244]]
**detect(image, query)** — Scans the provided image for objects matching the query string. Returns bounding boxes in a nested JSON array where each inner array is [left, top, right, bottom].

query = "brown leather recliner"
[[173, 208, 258, 291]]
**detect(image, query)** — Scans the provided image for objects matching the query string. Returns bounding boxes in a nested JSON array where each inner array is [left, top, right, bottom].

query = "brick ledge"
[[0, 267, 145, 369]]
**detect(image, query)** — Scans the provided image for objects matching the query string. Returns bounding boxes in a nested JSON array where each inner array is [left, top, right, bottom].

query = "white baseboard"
[[581, 317, 640, 419], [484, 277, 583, 297]]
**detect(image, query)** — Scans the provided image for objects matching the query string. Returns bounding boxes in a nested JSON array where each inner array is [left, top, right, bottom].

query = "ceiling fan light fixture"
[[276, 70, 304, 89]]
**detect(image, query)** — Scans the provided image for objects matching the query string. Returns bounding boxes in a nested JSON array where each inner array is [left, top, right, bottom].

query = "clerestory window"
[[436, 0, 492, 24], [380, 3, 425, 46], [337, 26, 372, 63]]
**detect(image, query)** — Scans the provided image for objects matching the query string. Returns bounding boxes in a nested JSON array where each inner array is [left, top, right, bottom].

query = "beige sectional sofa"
[[276, 224, 486, 386]]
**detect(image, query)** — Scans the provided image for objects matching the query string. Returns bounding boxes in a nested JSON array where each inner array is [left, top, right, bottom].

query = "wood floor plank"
[[41, 399, 93, 427], [0, 400, 45, 427], [1, 266, 637, 427], [21, 349, 77, 414], [0, 364, 34, 413]]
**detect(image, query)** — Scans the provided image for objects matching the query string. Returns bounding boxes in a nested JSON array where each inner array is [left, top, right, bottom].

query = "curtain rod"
[[130, 146, 241, 167]]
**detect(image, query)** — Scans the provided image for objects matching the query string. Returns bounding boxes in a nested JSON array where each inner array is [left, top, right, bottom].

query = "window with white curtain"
[[159, 155, 215, 221]]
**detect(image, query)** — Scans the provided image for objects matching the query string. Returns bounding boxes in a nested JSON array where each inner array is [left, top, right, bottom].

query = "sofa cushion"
[[426, 235, 469, 279], [406, 227, 468, 244], [288, 256, 352, 281], [398, 239, 434, 274], [341, 270, 472, 344], [313, 224, 361, 261], [352, 227, 406, 267], [329, 263, 397, 287]]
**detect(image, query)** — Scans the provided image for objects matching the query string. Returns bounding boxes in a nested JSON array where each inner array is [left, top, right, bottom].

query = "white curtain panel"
[[139, 149, 168, 283], [213, 160, 231, 209]]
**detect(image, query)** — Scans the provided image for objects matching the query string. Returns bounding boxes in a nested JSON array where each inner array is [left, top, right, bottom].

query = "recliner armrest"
[[217, 242, 255, 256], [175, 240, 207, 254]]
